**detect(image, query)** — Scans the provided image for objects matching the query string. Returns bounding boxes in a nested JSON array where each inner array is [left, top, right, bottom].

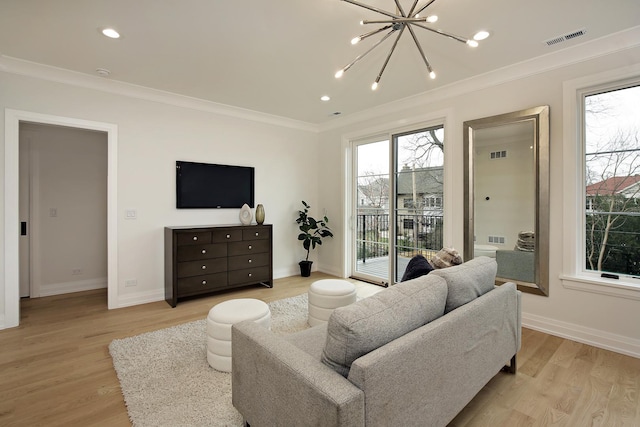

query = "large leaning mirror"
[[463, 106, 550, 296]]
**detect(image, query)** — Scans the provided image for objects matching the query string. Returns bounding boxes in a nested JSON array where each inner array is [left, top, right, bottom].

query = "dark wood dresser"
[[164, 224, 273, 307]]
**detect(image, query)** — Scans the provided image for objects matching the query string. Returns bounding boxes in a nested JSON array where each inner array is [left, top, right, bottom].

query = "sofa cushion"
[[430, 256, 497, 313], [400, 254, 434, 282], [321, 274, 447, 377]]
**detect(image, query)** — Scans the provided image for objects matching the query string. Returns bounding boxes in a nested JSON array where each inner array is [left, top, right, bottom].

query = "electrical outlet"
[[124, 279, 137, 287], [72, 268, 82, 275]]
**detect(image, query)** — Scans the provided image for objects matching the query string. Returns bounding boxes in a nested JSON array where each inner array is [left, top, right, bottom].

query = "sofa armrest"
[[232, 320, 365, 427]]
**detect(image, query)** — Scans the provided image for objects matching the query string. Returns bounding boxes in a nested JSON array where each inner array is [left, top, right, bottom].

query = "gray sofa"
[[232, 256, 521, 427]]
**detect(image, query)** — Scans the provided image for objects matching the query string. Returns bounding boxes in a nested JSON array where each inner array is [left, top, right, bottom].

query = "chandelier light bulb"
[[101, 28, 120, 39], [371, 81, 379, 90], [429, 71, 436, 79], [335, 69, 345, 78], [351, 36, 361, 45], [426, 15, 438, 23], [473, 30, 490, 41], [466, 40, 479, 47]]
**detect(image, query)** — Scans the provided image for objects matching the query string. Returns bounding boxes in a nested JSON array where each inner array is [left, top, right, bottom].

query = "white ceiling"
[[1, 0, 639, 125]]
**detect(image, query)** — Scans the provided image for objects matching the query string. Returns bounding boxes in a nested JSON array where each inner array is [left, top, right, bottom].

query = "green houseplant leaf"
[[296, 200, 333, 261]]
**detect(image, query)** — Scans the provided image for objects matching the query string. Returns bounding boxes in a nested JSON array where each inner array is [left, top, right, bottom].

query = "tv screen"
[[176, 161, 255, 209]]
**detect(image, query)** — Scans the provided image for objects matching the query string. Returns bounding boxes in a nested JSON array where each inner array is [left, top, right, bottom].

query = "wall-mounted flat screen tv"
[[176, 161, 254, 209]]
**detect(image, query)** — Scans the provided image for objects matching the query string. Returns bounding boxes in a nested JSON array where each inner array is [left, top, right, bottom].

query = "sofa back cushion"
[[321, 274, 447, 377], [430, 256, 497, 313]]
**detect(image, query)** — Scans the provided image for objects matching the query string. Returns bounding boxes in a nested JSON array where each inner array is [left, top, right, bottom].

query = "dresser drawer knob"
[[201, 249, 207, 254], [201, 265, 207, 270], [248, 245, 252, 250], [226, 234, 230, 239], [193, 236, 198, 241], [255, 232, 259, 236], [248, 273, 252, 277], [202, 280, 207, 285], [248, 259, 252, 263]]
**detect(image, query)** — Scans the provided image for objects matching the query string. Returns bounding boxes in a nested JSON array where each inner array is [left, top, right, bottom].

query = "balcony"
[[355, 212, 443, 282]]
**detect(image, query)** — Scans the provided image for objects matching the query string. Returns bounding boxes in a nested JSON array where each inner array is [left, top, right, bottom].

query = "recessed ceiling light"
[[101, 28, 120, 39], [320, 95, 331, 102], [473, 30, 490, 41]]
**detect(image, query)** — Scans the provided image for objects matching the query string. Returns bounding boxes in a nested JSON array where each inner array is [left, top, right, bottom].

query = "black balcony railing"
[[356, 213, 443, 263]]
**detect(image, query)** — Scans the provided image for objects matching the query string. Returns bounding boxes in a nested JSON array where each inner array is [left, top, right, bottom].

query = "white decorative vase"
[[239, 203, 252, 225]]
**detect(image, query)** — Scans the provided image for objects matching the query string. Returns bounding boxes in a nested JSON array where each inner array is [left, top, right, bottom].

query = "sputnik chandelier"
[[335, 0, 488, 90]]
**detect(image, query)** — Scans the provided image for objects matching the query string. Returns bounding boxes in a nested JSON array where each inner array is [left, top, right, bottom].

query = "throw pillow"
[[321, 274, 447, 377], [400, 254, 434, 282], [430, 256, 497, 313], [430, 247, 463, 269]]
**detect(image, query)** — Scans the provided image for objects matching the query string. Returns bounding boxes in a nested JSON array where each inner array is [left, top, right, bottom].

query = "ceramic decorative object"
[[255, 204, 265, 225], [239, 203, 252, 225]]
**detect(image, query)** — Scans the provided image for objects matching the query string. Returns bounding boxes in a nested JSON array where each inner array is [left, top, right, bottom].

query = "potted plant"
[[296, 200, 333, 277]]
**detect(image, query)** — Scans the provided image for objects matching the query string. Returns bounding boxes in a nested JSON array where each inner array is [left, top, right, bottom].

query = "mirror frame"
[[463, 105, 550, 296]]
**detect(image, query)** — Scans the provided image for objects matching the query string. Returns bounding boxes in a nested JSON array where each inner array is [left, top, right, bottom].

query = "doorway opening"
[[20, 123, 108, 300], [3, 109, 118, 329]]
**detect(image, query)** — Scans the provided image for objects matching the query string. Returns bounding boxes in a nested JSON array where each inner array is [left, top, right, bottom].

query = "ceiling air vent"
[[544, 28, 586, 46]]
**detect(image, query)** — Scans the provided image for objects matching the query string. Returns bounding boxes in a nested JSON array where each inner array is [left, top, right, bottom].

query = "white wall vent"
[[488, 236, 505, 244], [545, 28, 587, 46], [490, 150, 507, 159]]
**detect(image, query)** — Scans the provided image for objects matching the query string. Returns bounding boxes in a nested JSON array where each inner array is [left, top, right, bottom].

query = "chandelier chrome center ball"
[[335, 0, 487, 91]]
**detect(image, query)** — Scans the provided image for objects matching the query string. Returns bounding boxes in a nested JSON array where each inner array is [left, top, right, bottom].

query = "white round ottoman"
[[206, 298, 271, 372], [308, 279, 357, 327]]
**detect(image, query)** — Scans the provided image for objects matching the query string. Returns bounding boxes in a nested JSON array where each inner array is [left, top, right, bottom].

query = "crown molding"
[[318, 25, 640, 133], [0, 55, 320, 133]]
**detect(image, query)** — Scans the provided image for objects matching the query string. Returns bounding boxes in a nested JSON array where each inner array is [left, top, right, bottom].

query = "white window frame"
[[562, 64, 640, 300]]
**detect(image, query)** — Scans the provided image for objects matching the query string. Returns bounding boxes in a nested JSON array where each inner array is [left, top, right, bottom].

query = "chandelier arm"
[[413, 22, 469, 44], [407, 0, 420, 17], [340, 28, 397, 74], [406, 25, 433, 72], [363, 17, 426, 25], [356, 24, 393, 43], [341, 0, 402, 20], [375, 26, 406, 84], [414, 0, 438, 18], [393, 0, 407, 17]]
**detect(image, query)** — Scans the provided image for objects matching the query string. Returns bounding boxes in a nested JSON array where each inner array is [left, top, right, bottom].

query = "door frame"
[[342, 110, 454, 286], [3, 109, 118, 329]]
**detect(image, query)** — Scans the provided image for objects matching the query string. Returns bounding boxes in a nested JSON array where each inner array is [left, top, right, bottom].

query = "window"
[[582, 83, 640, 280]]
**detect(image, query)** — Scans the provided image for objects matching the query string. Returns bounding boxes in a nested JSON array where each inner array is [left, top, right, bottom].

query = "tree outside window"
[[584, 84, 640, 277]]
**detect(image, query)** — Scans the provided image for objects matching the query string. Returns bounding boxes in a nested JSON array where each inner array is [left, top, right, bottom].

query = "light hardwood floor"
[[1, 273, 639, 426]]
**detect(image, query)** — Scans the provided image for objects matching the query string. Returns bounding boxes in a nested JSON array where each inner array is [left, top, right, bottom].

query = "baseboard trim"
[[38, 278, 107, 297], [522, 312, 640, 359], [116, 290, 165, 308]]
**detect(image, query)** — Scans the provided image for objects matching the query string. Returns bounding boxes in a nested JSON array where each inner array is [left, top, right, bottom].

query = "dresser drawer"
[[228, 239, 270, 256], [177, 258, 227, 278], [177, 231, 211, 246], [212, 228, 242, 243], [228, 253, 270, 271], [242, 227, 270, 241], [177, 272, 227, 297], [228, 266, 270, 286], [177, 243, 227, 262]]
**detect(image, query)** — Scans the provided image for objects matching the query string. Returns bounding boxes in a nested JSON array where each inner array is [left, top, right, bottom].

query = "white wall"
[[318, 37, 640, 357], [474, 136, 535, 249], [21, 123, 108, 297], [1, 69, 320, 324]]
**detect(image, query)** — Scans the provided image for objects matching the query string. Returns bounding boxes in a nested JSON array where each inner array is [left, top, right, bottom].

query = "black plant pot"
[[299, 260, 313, 277]]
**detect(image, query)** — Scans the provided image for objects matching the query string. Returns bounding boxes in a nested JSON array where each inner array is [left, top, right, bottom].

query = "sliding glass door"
[[351, 126, 444, 285], [353, 138, 391, 284]]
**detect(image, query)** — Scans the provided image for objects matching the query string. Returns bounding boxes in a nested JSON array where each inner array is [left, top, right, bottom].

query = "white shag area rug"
[[109, 293, 310, 427]]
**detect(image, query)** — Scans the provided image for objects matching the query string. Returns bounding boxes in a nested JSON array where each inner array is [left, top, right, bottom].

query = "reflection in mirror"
[[463, 106, 549, 296]]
